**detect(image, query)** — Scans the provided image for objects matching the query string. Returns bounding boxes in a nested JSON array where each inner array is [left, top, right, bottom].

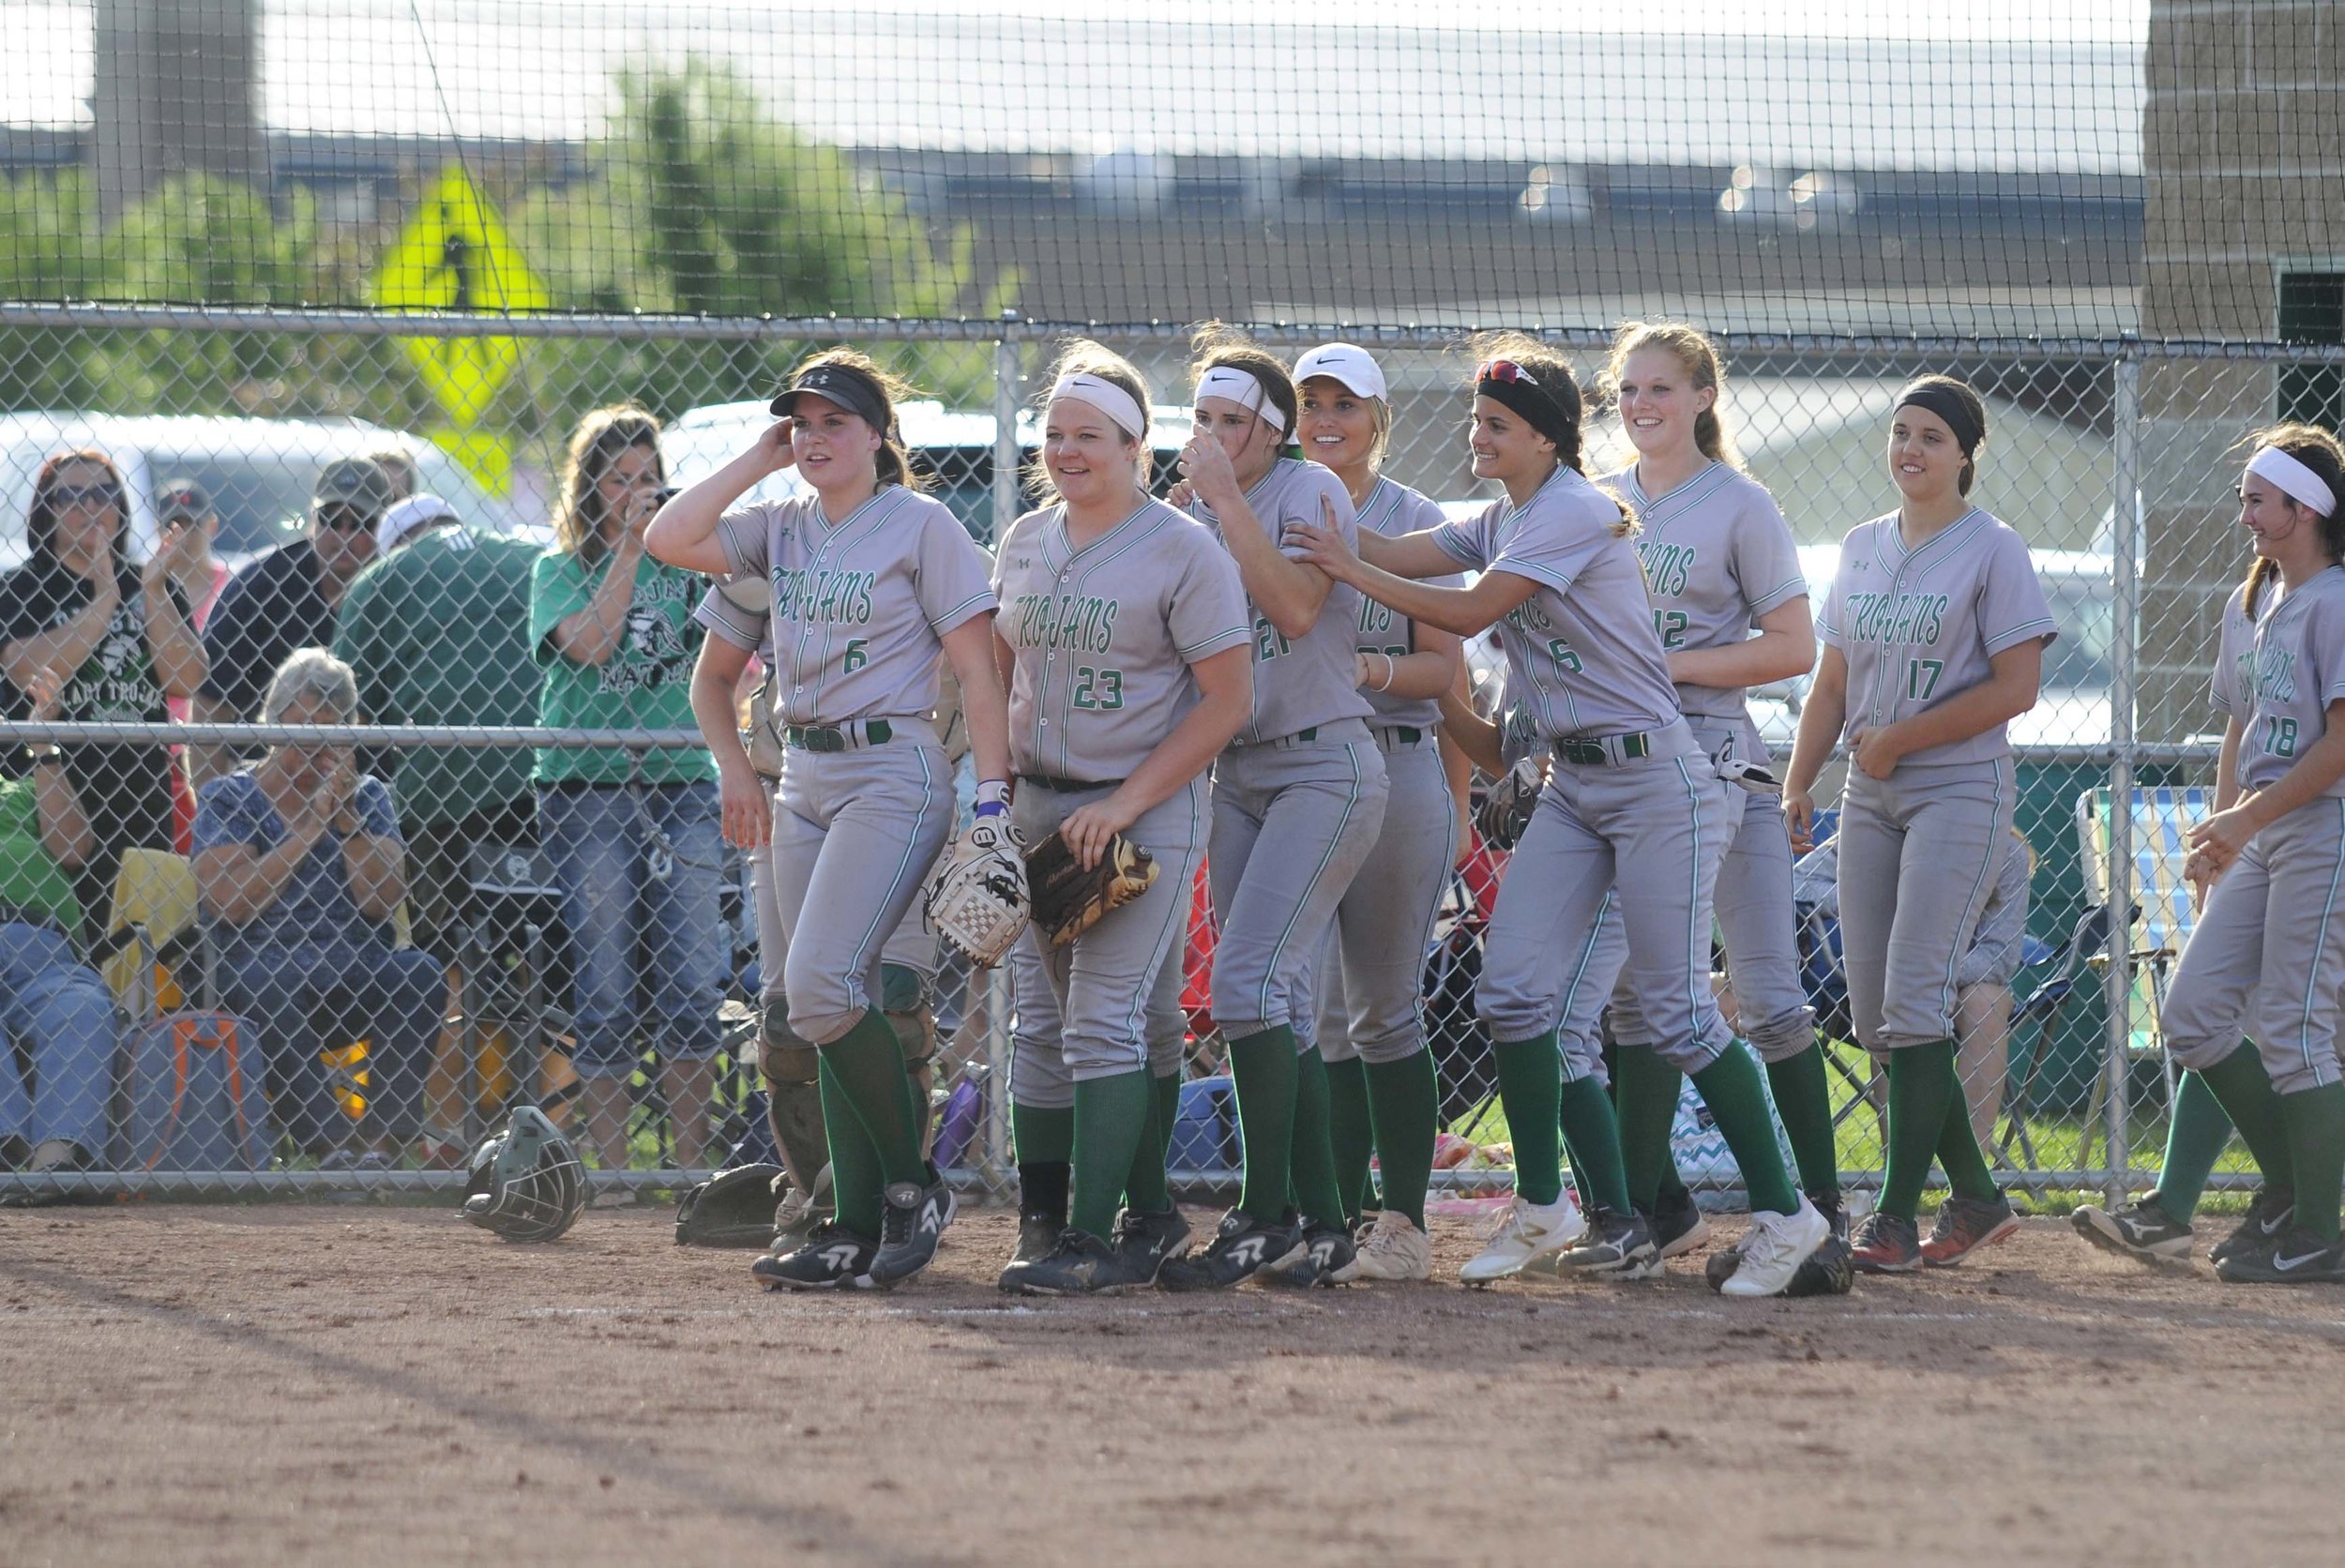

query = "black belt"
[[1021, 773, 1123, 792], [1557, 732, 1652, 766], [787, 718, 893, 752]]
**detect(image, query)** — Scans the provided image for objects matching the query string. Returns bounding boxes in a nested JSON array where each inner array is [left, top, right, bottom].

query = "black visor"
[[770, 364, 894, 436]]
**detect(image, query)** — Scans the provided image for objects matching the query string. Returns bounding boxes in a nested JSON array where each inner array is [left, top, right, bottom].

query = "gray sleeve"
[[914, 507, 998, 635], [1167, 534, 1252, 661], [714, 504, 775, 582], [2210, 587, 2246, 716], [1282, 467, 1355, 564], [1734, 489, 1808, 618], [1430, 505, 1495, 571], [1815, 526, 1859, 650], [1978, 525, 2059, 656], [693, 576, 769, 652], [2316, 590, 2345, 707]]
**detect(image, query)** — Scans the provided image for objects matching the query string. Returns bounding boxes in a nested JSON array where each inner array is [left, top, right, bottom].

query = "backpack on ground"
[[113, 1010, 274, 1173]]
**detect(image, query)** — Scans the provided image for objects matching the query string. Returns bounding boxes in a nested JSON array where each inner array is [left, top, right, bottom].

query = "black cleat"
[[1110, 1205, 1193, 1285], [750, 1222, 878, 1290], [1264, 1216, 1357, 1288], [2214, 1224, 2345, 1285], [2073, 1198, 2194, 1262], [1552, 1205, 1661, 1278], [998, 1211, 1067, 1291], [1000, 1228, 1160, 1295], [870, 1175, 957, 1286], [2210, 1187, 2295, 1268], [1157, 1208, 1305, 1291], [1649, 1187, 1712, 1259]]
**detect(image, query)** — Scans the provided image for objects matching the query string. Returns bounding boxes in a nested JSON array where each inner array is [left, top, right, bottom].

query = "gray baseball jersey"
[[1352, 477, 1460, 731], [700, 488, 996, 724], [1187, 458, 1374, 745], [992, 499, 1251, 781], [1816, 509, 2057, 765], [1430, 465, 1681, 738], [1596, 460, 1808, 720], [2212, 565, 2345, 796]]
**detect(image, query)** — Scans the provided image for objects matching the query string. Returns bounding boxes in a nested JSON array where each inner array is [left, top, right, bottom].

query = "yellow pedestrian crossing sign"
[[373, 166, 549, 430]]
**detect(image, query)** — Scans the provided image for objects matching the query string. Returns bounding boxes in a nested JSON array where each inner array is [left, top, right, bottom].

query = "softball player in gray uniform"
[[991, 346, 1254, 1295], [1290, 343, 1464, 1284], [652, 349, 1012, 1291], [1162, 331, 1392, 1290], [1784, 375, 2055, 1275], [1294, 335, 1829, 1297], [2124, 426, 2345, 1283], [1546, 323, 1842, 1285]]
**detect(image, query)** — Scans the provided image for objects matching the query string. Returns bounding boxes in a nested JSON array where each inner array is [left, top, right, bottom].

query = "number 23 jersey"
[[1816, 508, 2056, 766]]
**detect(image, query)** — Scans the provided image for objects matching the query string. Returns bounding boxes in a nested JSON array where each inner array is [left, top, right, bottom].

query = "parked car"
[[0, 412, 523, 571], [664, 399, 1194, 546]]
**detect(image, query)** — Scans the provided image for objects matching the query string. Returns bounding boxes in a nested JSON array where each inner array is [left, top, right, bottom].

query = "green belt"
[[787, 718, 893, 753], [1557, 732, 1651, 766], [1372, 725, 1424, 746], [1021, 773, 1122, 792]]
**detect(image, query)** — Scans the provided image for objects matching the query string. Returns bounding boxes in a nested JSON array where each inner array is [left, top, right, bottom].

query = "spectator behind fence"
[[333, 493, 541, 958], [1791, 824, 2034, 1146], [364, 448, 419, 508], [0, 663, 120, 1205], [192, 649, 442, 1166], [157, 477, 231, 855], [532, 405, 723, 1172], [189, 457, 393, 786], [0, 449, 208, 949]]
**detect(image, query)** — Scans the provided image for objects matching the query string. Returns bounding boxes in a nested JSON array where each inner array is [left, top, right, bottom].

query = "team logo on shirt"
[[769, 566, 877, 626], [1637, 539, 1696, 597], [1841, 591, 1950, 646], [1005, 592, 1119, 654], [2242, 643, 2299, 702], [1357, 596, 1396, 635]]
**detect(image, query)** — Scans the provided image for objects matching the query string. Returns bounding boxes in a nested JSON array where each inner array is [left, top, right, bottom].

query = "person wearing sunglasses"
[[0, 449, 207, 948], [189, 457, 393, 787], [1292, 335, 1830, 1296]]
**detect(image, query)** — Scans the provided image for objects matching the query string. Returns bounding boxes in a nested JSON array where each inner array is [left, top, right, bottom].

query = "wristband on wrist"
[[975, 778, 1011, 818]]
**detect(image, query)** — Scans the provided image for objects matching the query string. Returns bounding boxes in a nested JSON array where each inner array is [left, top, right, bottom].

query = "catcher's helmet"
[[461, 1106, 586, 1242]]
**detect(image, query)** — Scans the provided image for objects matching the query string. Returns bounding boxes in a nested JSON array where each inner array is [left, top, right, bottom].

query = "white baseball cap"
[[377, 493, 459, 553], [1293, 343, 1387, 401]]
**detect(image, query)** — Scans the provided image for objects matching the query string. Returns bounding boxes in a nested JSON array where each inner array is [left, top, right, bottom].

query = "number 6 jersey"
[[2213, 563, 2345, 796], [1816, 508, 2057, 766]]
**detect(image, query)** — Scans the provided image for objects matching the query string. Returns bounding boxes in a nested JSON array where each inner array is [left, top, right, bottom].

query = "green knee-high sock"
[[1324, 1055, 1375, 1226], [1556, 1076, 1633, 1214], [1153, 1070, 1182, 1179], [818, 1057, 885, 1238], [1070, 1070, 1152, 1237], [1289, 1047, 1348, 1224], [1689, 1046, 1800, 1216], [821, 1008, 930, 1186], [1225, 1026, 1300, 1224], [1364, 1050, 1439, 1230], [1491, 1034, 1566, 1206], [1932, 1076, 2002, 1202], [1613, 1045, 1686, 1212], [1766, 1042, 1842, 1200], [1882, 1041, 1963, 1221], [2279, 1082, 2345, 1242], [1013, 1101, 1076, 1220], [1120, 1075, 1177, 1215], [2199, 1043, 2296, 1191], [2148, 1070, 2235, 1223]]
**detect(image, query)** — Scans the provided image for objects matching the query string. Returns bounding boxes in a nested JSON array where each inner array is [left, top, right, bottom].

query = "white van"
[[0, 412, 522, 571]]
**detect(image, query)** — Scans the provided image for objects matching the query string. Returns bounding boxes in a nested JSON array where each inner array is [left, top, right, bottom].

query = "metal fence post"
[[2101, 354, 2141, 1204], [991, 310, 1022, 549]]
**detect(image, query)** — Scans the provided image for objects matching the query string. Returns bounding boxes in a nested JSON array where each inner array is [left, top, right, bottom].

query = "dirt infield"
[[6, 1203, 2345, 1567]]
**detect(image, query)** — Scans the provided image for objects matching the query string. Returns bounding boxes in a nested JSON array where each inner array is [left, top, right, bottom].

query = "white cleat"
[[1459, 1191, 1589, 1284], [1334, 1208, 1433, 1283], [1719, 1195, 1832, 1298]]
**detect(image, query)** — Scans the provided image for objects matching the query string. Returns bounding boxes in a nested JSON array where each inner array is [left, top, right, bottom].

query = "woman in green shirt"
[[532, 405, 723, 1171]]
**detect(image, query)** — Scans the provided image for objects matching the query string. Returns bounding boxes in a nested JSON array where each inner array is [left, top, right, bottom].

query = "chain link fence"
[[0, 307, 2337, 1214]]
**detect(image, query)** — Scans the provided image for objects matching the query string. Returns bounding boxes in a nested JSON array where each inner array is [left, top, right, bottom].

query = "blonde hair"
[[1294, 357, 1394, 472], [1465, 331, 1630, 536], [553, 404, 663, 568], [1029, 338, 1154, 500], [2237, 421, 2345, 617], [1601, 321, 1741, 470], [779, 346, 928, 493]]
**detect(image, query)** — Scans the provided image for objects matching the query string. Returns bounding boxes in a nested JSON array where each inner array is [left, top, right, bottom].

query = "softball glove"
[[1475, 757, 1544, 851], [1026, 830, 1157, 947], [923, 817, 1031, 968]]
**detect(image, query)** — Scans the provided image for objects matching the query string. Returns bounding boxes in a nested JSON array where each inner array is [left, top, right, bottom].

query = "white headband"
[[1194, 365, 1288, 437], [1049, 373, 1147, 441], [2249, 445, 2337, 518]]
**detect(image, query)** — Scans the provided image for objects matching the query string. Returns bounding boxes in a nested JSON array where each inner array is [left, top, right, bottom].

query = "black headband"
[[1476, 375, 1576, 453], [771, 363, 896, 438], [1894, 381, 1985, 457]]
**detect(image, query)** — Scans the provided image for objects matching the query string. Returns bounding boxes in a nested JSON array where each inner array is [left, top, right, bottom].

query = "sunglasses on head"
[[46, 482, 121, 509], [1476, 359, 1539, 387]]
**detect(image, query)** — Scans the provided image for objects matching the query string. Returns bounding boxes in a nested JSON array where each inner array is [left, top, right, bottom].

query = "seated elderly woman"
[[192, 648, 442, 1163], [0, 663, 120, 1203]]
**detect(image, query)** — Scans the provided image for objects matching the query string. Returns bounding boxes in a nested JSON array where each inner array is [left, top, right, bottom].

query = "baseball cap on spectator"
[[312, 457, 396, 527], [156, 476, 213, 525], [377, 493, 459, 553]]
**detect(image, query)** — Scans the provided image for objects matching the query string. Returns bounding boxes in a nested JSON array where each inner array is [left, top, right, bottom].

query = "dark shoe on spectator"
[[0, 1135, 29, 1171], [1, 1139, 96, 1208]]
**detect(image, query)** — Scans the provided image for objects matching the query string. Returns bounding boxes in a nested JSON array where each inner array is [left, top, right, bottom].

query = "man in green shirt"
[[333, 494, 543, 960]]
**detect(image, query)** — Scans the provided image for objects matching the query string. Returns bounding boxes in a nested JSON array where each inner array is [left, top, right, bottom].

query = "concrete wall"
[[93, 0, 267, 223]]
